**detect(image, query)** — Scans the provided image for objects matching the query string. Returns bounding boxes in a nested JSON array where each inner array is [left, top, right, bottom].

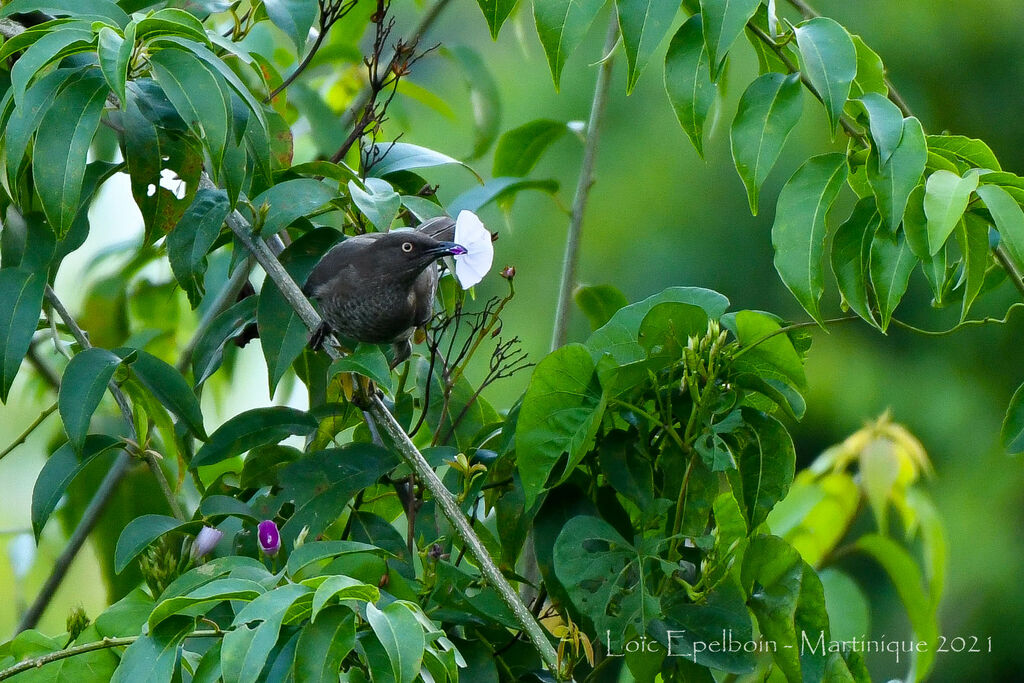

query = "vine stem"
[[550, 17, 619, 351], [207, 175, 565, 679], [0, 630, 222, 681], [0, 402, 57, 462]]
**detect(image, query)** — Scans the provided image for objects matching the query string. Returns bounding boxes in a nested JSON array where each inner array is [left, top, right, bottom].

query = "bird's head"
[[374, 230, 467, 280]]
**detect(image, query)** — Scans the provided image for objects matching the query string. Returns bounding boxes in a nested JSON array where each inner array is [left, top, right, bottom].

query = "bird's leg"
[[309, 321, 332, 350]]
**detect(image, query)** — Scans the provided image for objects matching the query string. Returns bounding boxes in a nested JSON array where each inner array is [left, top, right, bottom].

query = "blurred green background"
[[2, 0, 1023, 680]]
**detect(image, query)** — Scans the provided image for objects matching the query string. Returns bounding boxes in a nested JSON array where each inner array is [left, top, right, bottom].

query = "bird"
[[302, 216, 466, 364]]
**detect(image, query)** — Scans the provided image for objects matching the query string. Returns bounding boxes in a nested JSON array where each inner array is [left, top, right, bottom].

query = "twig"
[[551, 18, 619, 350], [0, 402, 57, 462], [0, 630, 222, 681], [26, 343, 61, 390]]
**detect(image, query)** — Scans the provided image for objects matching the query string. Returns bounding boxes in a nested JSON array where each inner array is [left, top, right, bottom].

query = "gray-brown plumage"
[[303, 217, 464, 363]]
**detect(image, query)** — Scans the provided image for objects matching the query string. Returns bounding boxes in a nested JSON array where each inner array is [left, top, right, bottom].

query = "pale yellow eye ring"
[[401, 242, 414, 253]]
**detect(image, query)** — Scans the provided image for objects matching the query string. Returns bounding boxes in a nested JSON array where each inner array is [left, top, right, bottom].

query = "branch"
[[0, 630, 222, 681], [207, 172, 565, 677], [550, 18, 619, 351], [0, 401, 57, 462]]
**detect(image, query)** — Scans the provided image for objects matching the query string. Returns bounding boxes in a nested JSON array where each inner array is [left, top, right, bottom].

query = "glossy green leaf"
[[97, 24, 134, 107], [95, 588, 155, 638], [447, 176, 558, 214], [474, 0, 519, 38], [730, 72, 803, 214], [699, 0, 761, 78], [222, 584, 311, 683], [831, 197, 880, 327], [115, 514, 197, 573], [198, 495, 257, 522], [367, 142, 479, 180], [450, 46, 501, 157], [288, 540, 386, 578], [192, 296, 257, 386], [250, 178, 335, 237], [771, 153, 848, 325], [0, 0, 129, 26], [329, 343, 392, 392], [927, 134, 1001, 171], [533, 0, 606, 87], [728, 409, 795, 528], [366, 601, 425, 683], [517, 343, 605, 507], [166, 188, 229, 307], [32, 435, 120, 539], [616, 0, 677, 92], [0, 267, 45, 402], [956, 214, 989, 321], [149, 577, 266, 629], [848, 34, 887, 98], [492, 119, 568, 178], [574, 283, 629, 331], [868, 227, 913, 332], [115, 347, 207, 439], [859, 92, 904, 165], [903, 184, 947, 302], [110, 619, 193, 683], [295, 607, 357, 682], [59, 348, 123, 453], [854, 534, 938, 679], [794, 17, 857, 136], [925, 169, 980, 254], [664, 14, 716, 158], [730, 310, 807, 390], [1003, 382, 1024, 452], [191, 407, 317, 468], [264, 0, 318, 51], [32, 73, 109, 236], [977, 183, 1024, 270], [310, 575, 379, 619], [349, 178, 400, 230], [867, 116, 927, 230], [11, 29, 95, 107], [135, 9, 210, 45]]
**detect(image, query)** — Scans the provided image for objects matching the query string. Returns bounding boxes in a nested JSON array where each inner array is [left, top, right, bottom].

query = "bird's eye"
[[401, 241, 414, 253]]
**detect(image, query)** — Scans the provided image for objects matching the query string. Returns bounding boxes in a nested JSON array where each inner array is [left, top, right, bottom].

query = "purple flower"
[[257, 520, 281, 557], [192, 526, 223, 560]]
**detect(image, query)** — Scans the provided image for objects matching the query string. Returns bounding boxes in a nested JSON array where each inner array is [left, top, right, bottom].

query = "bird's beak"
[[430, 241, 468, 257]]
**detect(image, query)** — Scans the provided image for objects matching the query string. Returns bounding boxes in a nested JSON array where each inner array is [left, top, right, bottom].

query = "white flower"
[[453, 210, 493, 289]]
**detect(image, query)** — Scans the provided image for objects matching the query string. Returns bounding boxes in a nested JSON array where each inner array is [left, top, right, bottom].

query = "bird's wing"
[[302, 234, 380, 297], [412, 264, 439, 328], [415, 216, 455, 242]]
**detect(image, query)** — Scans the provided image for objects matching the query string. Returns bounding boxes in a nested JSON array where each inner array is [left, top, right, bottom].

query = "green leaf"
[[771, 153, 848, 325], [59, 348, 123, 453], [166, 188, 229, 307], [956, 214, 989, 321], [730, 72, 803, 214], [903, 185, 947, 302], [616, 0, 677, 93], [110, 619, 193, 683], [310, 576, 380, 620], [135, 9, 211, 45], [831, 197, 880, 327], [553, 515, 661, 634], [447, 176, 559, 214], [450, 46, 501, 158], [664, 14, 716, 158], [366, 602, 426, 683], [114, 347, 207, 438], [574, 284, 629, 331], [474, 0, 519, 39], [0, 0, 129, 26], [258, 228, 342, 394], [349, 178, 400, 230], [867, 116, 927, 230], [0, 267, 45, 402], [199, 495, 257, 522], [115, 514, 196, 573], [95, 588, 155, 638], [97, 24, 134, 107], [492, 119, 568, 178], [533, 0, 606, 87], [977, 183, 1024, 270], [287, 540, 385, 577], [731, 310, 807, 390], [927, 134, 1001, 171], [517, 343, 605, 507], [148, 577, 266, 629], [869, 226, 915, 330], [925, 169, 980, 254], [251, 178, 335, 237], [32, 434, 120, 539], [848, 34, 887, 98], [192, 296, 257, 386], [191, 406, 317, 468], [222, 584, 311, 683], [295, 607, 357, 682], [854, 534, 938, 679], [794, 17, 857, 136], [33, 73, 109, 236], [11, 29, 95, 107], [400, 195, 446, 221], [858, 93, 904, 165], [329, 343, 393, 392], [367, 142, 479, 180], [728, 409, 795, 528], [264, 0, 318, 51], [699, 0, 762, 78]]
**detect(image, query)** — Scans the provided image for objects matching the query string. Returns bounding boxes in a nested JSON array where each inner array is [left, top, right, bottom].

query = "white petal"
[[453, 210, 493, 289]]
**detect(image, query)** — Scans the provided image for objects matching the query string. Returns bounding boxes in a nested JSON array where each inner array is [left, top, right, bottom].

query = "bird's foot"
[[309, 321, 332, 350]]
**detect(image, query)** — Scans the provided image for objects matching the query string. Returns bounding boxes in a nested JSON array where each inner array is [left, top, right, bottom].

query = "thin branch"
[[265, 0, 359, 102], [551, 18, 619, 350], [177, 256, 255, 373], [0, 630, 222, 681], [0, 402, 57, 462], [26, 343, 61, 390]]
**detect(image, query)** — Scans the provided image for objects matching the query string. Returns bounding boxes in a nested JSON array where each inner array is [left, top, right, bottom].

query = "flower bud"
[[500, 265, 516, 280], [257, 520, 281, 557], [192, 526, 223, 560], [65, 607, 90, 643]]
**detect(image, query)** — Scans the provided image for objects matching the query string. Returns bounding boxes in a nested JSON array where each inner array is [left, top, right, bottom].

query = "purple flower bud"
[[192, 526, 223, 560], [257, 520, 281, 557]]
